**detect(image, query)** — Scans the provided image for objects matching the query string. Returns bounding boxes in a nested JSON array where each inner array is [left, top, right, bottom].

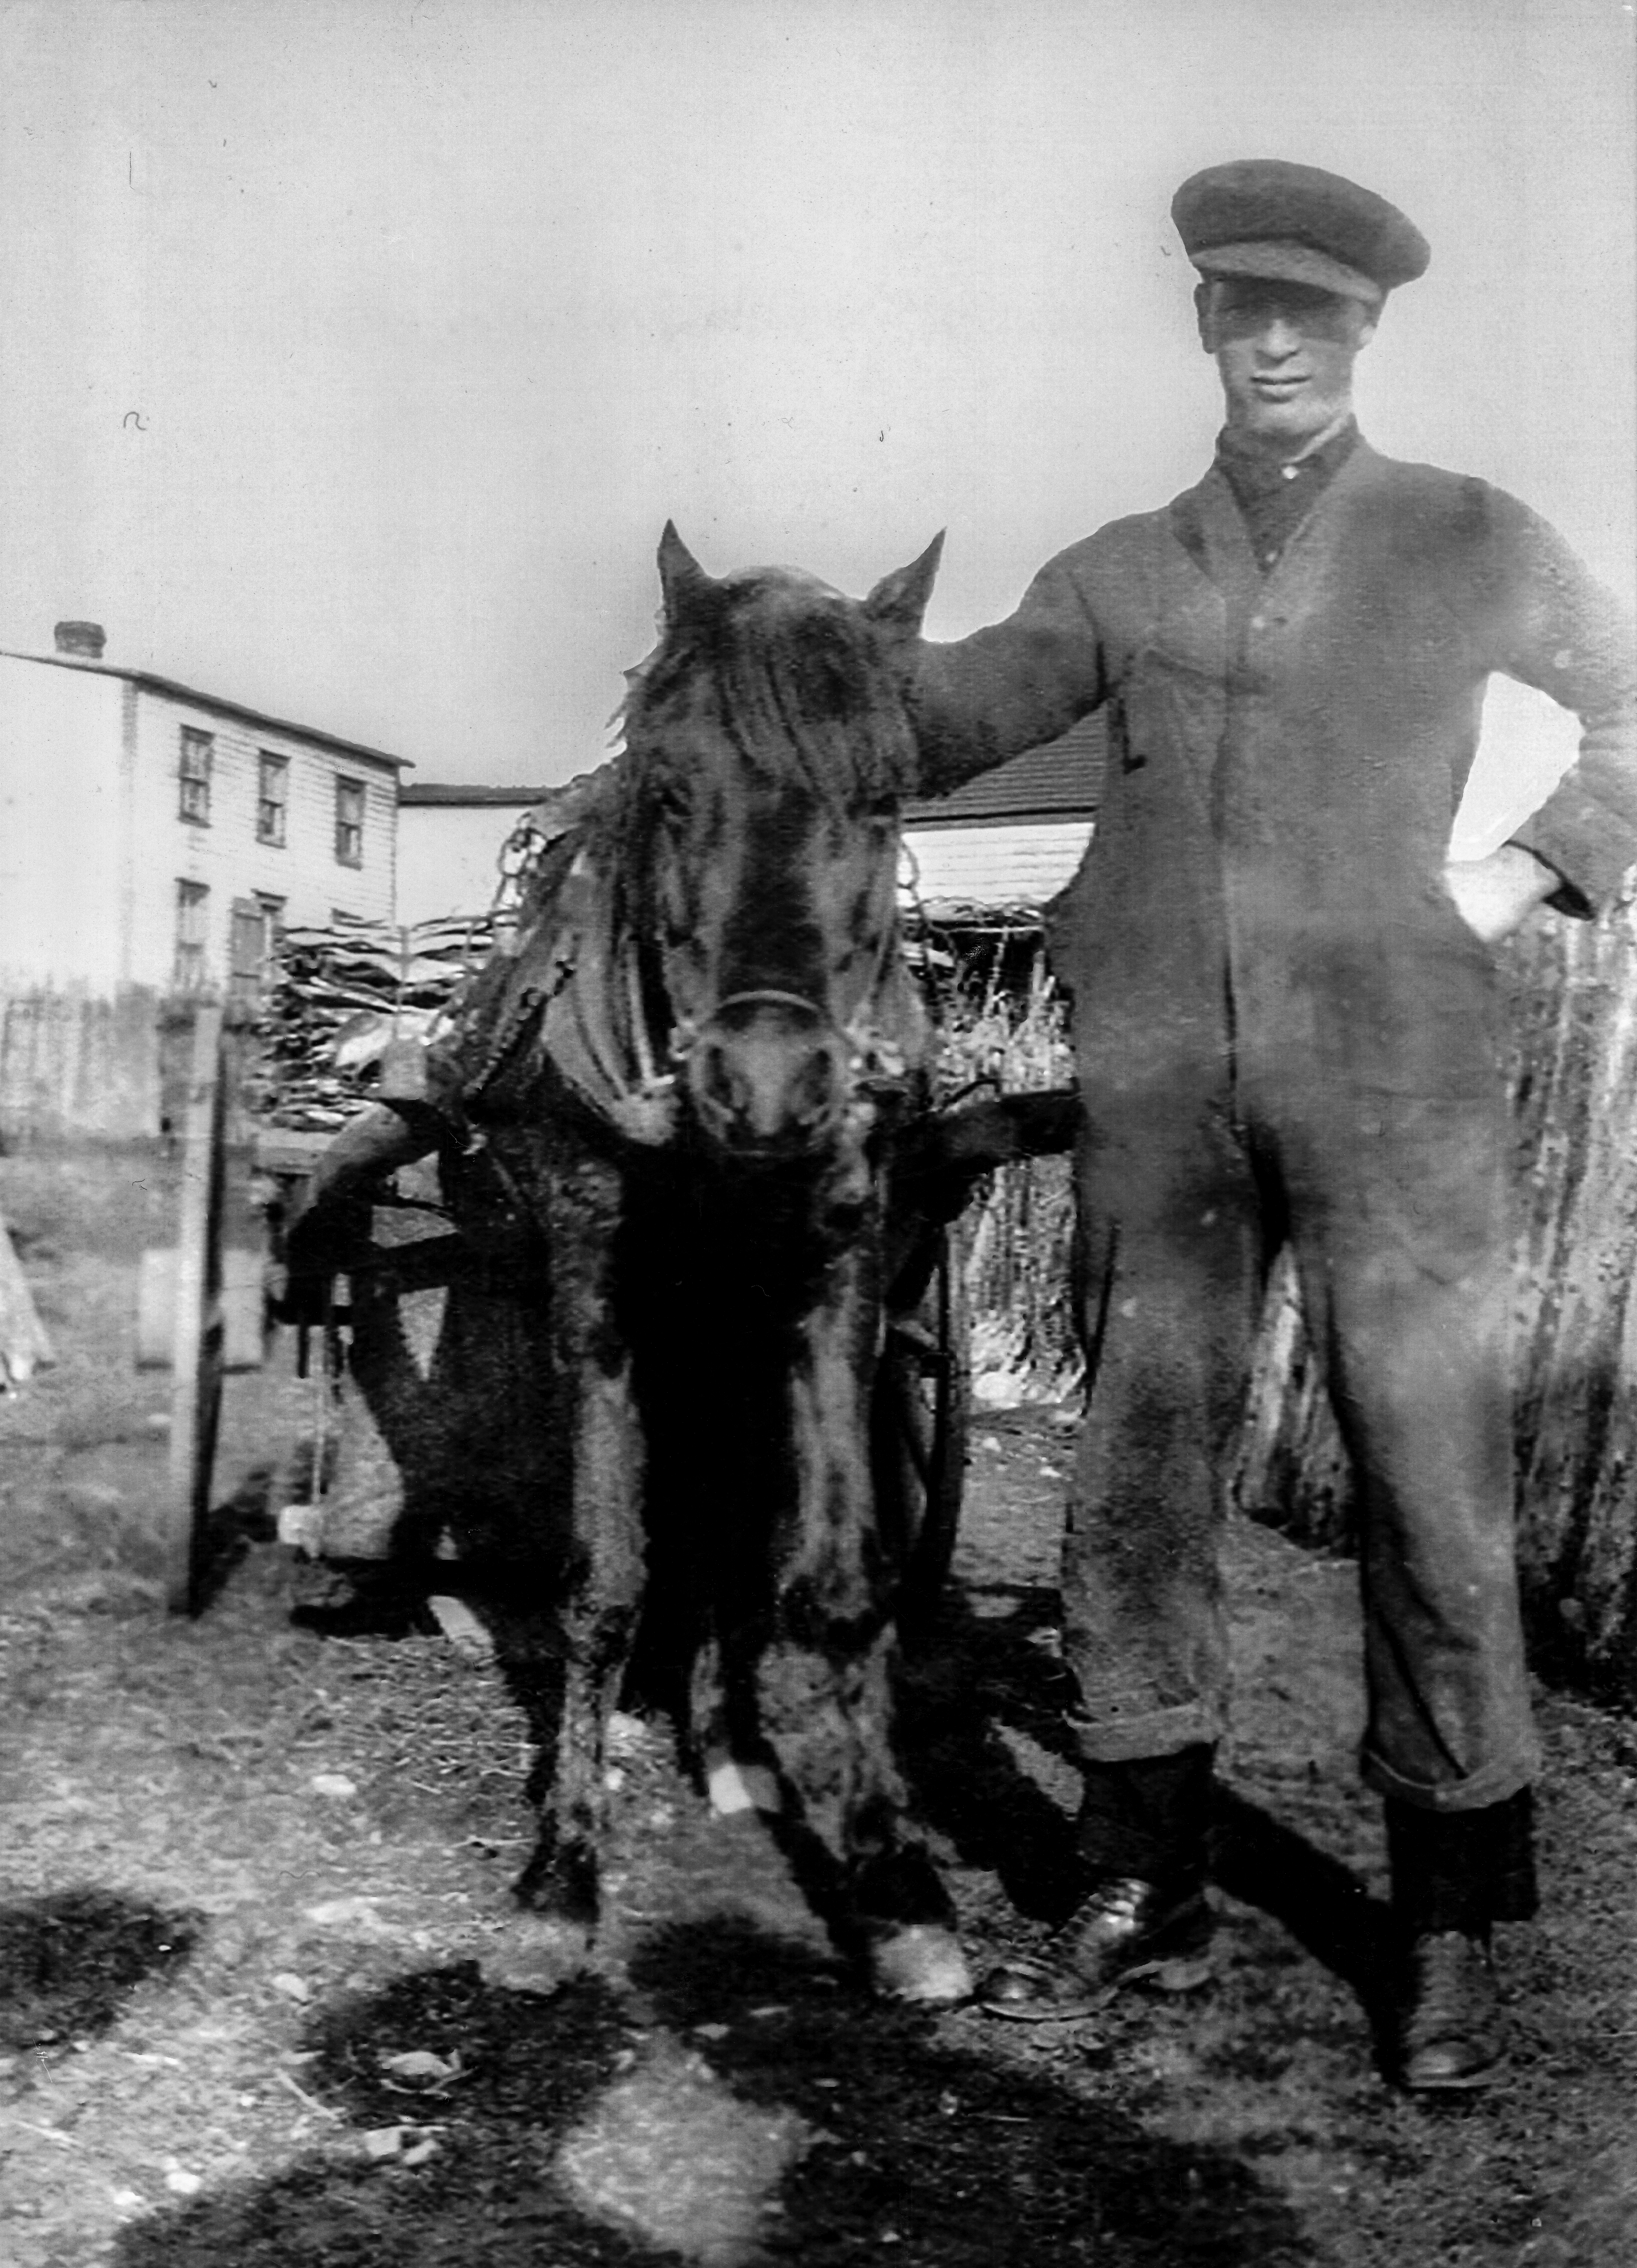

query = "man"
[[907, 160, 1637, 2090]]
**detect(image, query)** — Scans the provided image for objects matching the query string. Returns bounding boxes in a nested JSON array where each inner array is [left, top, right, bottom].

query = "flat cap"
[[1172, 160, 1429, 303]]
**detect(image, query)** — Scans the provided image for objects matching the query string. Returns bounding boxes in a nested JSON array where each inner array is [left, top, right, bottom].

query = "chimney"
[[54, 621, 106, 660]]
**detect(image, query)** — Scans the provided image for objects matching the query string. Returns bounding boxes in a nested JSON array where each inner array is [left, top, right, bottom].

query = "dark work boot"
[[978, 1746, 1216, 2021], [1394, 1928, 1505, 2092], [1385, 1790, 1535, 2093], [979, 1870, 1213, 2019]]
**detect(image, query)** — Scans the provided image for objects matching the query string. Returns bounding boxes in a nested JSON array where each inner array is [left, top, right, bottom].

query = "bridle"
[[545, 839, 921, 1150], [457, 697, 924, 1153], [663, 918, 918, 1090]]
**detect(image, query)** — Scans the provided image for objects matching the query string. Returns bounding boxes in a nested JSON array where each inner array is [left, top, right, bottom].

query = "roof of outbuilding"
[[400, 783, 554, 806], [392, 711, 1108, 826], [903, 711, 1105, 826]]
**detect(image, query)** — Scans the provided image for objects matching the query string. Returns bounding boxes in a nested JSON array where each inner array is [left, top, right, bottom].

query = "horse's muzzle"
[[683, 993, 852, 1158]]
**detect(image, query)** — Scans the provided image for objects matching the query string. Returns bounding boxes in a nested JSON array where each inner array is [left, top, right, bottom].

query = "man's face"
[[1198, 277, 1377, 449]]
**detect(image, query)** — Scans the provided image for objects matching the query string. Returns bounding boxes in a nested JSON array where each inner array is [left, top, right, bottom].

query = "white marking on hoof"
[[607, 1711, 650, 1755], [426, 1595, 494, 1662], [869, 1925, 974, 2005], [706, 1757, 782, 1817]]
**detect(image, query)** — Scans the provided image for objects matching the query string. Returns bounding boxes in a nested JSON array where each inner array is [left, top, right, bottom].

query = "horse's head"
[[614, 525, 943, 1164]]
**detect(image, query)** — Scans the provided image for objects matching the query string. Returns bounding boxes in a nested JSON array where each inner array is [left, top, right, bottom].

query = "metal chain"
[[897, 835, 959, 1046], [443, 808, 553, 987]]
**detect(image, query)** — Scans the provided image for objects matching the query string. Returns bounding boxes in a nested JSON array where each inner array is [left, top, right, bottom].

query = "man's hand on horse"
[[1444, 844, 1558, 944]]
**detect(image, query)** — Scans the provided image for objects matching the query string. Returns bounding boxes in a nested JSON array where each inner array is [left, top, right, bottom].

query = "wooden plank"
[[165, 1002, 227, 1615]]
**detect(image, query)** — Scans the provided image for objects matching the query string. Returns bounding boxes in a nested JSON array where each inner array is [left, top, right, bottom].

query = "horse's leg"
[[490, 1144, 645, 1993], [774, 1238, 972, 2004]]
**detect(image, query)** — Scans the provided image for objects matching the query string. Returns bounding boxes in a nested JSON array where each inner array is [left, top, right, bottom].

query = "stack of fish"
[[255, 912, 498, 1129]]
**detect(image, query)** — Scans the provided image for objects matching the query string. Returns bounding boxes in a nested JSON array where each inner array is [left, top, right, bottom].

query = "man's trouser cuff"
[[1067, 1698, 1226, 1765], [1362, 1740, 1540, 1815]]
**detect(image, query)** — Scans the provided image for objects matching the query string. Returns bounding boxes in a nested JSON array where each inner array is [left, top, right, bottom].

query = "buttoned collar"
[[1213, 414, 1361, 504]]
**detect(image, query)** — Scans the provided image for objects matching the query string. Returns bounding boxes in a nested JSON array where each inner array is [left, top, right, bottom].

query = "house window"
[[256, 752, 289, 846], [178, 728, 213, 825], [173, 880, 210, 990], [334, 777, 365, 867]]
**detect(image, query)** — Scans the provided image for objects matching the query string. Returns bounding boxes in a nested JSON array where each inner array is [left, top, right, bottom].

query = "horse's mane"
[[615, 568, 918, 816]]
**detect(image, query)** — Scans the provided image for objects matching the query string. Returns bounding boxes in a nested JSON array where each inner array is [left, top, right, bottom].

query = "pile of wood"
[[254, 914, 498, 1129], [1506, 895, 1637, 1702]]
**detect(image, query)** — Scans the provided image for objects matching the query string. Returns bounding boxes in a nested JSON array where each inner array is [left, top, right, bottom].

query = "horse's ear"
[[862, 532, 945, 647], [657, 522, 717, 631]]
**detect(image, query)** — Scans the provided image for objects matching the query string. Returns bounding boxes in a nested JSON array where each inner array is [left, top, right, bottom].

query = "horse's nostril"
[[791, 1048, 842, 1126], [688, 1013, 847, 1149], [699, 1044, 744, 1116]]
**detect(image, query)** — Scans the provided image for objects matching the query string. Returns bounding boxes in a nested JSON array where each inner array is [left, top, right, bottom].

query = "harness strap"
[[536, 851, 679, 1144], [464, 829, 925, 1152]]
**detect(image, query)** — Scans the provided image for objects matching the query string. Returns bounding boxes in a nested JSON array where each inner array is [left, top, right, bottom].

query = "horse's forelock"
[[623, 568, 917, 810]]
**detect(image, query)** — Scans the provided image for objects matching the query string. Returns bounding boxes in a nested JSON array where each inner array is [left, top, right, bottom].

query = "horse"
[[348, 525, 973, 2003]]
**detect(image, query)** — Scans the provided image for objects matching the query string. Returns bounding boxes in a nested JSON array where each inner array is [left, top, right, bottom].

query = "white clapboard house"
[[0, 620, 406, 1002]]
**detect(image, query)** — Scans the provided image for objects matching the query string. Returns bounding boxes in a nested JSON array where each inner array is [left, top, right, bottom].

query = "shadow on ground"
[[894, 1579, 1088, 1923], [190, 1463, 285, 1615], [112, 1920, 1314, 2268], [1208, 1786, 1397, 2015], [0, 1890, 202, 2049], [894, 1576, 1402, 2078]]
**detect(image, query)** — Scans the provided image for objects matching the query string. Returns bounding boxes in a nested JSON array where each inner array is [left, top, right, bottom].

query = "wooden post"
[[166, 1001, 228, 1615]]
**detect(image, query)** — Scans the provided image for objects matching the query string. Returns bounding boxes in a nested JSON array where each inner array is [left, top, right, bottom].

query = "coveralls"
[[909, 429, 1637, 1821]]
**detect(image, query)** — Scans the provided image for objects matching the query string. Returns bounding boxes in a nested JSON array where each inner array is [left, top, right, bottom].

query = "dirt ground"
[[2, 1142, 1635, 2268]]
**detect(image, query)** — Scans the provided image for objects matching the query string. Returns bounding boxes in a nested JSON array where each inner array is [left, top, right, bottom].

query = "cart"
[[143, 999, 1076, 1621]]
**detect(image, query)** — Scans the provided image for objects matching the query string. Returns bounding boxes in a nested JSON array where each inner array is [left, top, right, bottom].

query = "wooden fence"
[[953, 900, 1637, 1704], [0, 985, 165, 1144], [1236, 892, 1637, 1707]]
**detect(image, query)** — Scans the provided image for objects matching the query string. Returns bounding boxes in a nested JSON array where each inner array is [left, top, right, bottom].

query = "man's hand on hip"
[[1444, 845, 1559, 944]]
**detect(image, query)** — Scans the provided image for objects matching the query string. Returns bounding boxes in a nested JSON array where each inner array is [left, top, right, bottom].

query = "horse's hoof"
[[868, 1924, 973, 2005], [480, 1913, 594, 1998], [704, 1751, 783, 1817]]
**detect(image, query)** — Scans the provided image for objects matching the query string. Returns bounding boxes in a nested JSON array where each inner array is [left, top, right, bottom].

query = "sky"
[[1, 0, 1632, 815]]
